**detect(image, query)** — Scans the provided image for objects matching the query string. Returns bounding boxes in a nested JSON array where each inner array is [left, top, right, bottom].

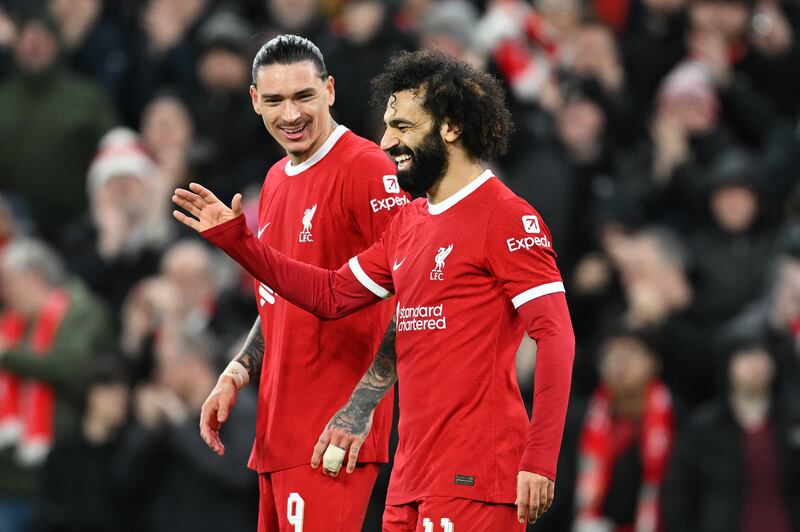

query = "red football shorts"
[[382, 497, 523, 532], [257, 463, 380, 532]]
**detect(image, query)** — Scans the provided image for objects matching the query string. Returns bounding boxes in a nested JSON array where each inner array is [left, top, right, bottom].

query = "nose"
[[281, 100, 301, 123], [380, 128, 399, 152]]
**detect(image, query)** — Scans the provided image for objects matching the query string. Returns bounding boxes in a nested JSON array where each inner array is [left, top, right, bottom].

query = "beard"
[[389, 125, 448, 196]]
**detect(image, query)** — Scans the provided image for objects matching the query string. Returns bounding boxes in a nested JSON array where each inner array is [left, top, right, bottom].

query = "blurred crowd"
[[0, 0, 800, 530]]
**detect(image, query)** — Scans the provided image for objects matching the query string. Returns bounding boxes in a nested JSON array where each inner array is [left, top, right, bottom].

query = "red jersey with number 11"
[[348, 170, 569, 504]]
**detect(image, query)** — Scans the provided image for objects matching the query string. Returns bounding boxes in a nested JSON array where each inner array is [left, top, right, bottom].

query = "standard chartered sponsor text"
[[396, 302, 447, 332]]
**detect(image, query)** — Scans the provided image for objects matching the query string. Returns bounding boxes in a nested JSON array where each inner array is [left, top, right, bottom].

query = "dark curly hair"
[[371, 50, 514, 161]]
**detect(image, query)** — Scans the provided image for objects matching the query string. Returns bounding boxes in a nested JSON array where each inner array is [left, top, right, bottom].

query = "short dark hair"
[[251, 34, 327, 84], [371, 50, 514, 161]]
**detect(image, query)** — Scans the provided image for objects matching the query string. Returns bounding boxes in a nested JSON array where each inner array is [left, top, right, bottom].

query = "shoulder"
[[484, 179, 545, 229], [338, 131, 393, 169]]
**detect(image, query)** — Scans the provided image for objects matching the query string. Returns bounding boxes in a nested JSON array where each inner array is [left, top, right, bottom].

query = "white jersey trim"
[[349, 256, 391, 299], [427, 169, 494, 215], [284, 125, 349, 176], [511, 281, 565, 309]]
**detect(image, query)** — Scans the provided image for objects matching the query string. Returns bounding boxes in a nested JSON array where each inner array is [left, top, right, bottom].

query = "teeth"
[[395, 155, 411, 163]]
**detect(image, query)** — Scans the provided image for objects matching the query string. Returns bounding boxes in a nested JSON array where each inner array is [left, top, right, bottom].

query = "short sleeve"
[[484, 198, 564, 307], [348, 223, 396, 299], [345, 148, 411, 244]]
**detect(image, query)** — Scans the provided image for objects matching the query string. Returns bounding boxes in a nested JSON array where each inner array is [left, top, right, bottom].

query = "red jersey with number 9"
[[250, 125, 408, 473]]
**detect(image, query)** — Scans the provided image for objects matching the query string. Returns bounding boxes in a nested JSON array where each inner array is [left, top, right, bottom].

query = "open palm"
[[172, 183, 243, 233]]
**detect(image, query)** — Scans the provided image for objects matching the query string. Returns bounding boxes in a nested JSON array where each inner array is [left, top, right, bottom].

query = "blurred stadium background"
[[0, 0, 799, 530]]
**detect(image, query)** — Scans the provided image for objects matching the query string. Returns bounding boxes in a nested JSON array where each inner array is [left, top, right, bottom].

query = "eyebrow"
[[386, 118, 414, 128], [260, 87, 318, 100]]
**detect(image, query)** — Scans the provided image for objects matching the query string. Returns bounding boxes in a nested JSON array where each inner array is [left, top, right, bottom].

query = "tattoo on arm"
[[234, 317, 265, 383], [328, 318, 397, 437]]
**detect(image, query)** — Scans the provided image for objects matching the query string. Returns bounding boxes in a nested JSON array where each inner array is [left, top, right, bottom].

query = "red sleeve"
[[484, 197, 574, 480], [344, 148, 410, 243], [517, 293, 574, 481], [202, 215, 380, 319], [347, 221, 396, 298], [483, 198, 564, 306]]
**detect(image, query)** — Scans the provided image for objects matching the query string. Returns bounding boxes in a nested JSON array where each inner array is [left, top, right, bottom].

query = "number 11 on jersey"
[[423, 517, 454, 531]]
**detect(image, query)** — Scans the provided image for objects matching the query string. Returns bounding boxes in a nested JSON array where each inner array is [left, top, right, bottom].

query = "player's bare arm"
[[199, 317, 265, 456], [311, 318, 397, 476]]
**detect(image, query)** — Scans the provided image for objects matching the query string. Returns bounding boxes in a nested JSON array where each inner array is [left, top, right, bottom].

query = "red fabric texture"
[[576, 380, 674, 532], [206, 173, 575, 505], [213, 128, 405, 474], [383, 497, 523, 531], [257, 464, 379, 532]]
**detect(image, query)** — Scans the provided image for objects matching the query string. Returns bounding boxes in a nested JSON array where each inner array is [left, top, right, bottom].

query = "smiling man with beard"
[[173, 50, 575, 530]]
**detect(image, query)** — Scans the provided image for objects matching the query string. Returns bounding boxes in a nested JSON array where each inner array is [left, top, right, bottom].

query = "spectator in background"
[[0, 8, 118, 241], [191, 11, 279, 204], [117, 333, 257, 532], [140, 93, 196, 193], [663, 339, 800, 532], [611, 227, 714, 407], [689, 148, 773, 328], [62, 127, 170, 319], [416, 0, 477, 62], [120, 240, 247, 382], [616, 60, 733, 225], [688, 0, 800, 118], [264, 0, 326, 43], [0, 238, 112, 532], [324, 0, 414, 138], [48, 0, 130, 113], [572, 328, 673, 532], [126, 0, 213, 122], [618, 0, 687, 107], [33, 358, 134, 532]]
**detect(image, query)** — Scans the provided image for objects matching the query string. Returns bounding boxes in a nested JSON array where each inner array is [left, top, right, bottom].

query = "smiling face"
[[249, 60, 335, 164], [379, 89, 449, 195]]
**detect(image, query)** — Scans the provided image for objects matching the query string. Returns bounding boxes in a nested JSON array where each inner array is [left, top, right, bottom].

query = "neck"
[[288, 117, 338, 166], [731, 392, 770, 429], [611, 390, 647, 419], [427, 151, 485, 205]]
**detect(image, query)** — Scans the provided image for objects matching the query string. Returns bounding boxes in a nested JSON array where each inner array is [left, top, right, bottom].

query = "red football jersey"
[[349, 171, 566, 504], [250, 125, 408, 473]]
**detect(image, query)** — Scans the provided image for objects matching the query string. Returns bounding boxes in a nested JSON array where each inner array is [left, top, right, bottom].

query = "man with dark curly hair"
[[173, 50, 575, 530]]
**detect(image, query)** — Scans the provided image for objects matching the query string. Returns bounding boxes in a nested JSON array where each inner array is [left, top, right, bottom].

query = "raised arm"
[[199, 316, 264, 456], [172, 183, 380, 319], [310, 318, 397, 476]]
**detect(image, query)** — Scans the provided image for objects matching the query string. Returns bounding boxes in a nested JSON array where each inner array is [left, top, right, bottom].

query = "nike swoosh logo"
[[257, 223, 271, 238], [392, 257, 406, 271]]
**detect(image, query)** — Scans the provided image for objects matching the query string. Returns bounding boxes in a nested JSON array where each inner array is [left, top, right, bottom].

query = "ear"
[[326, 75, 336, 107], [440, 120, 462, 143], [249, 85, 261, 116]]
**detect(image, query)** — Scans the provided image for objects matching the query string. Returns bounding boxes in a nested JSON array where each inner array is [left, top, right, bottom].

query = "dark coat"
[[663, 400, 800, 532]]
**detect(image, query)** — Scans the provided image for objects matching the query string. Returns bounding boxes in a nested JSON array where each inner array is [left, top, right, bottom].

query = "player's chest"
[[390, 216, 488, 299], [257, 176, 349, 251]]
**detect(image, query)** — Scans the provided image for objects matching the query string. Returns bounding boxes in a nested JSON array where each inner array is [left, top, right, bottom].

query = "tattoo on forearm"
[[235, 317, 265, 383], [329, 319, 397, 437]]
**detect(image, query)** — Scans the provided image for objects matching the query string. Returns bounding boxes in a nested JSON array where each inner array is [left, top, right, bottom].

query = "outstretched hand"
[[172, 183, 242, 233]]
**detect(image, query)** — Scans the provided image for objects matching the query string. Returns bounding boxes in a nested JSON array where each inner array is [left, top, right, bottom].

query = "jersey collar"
[[284, 125, 349, 176], [427, 169, 494, 215]]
